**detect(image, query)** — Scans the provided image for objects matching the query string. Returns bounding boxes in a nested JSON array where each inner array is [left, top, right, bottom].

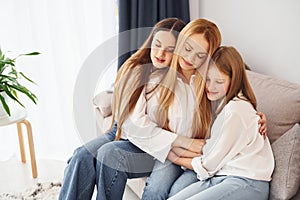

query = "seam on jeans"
[[105, 154, 126, 198], [105, 145, 154, 198]]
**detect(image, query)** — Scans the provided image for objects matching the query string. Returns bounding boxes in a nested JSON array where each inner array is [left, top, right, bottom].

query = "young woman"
[[59, 18, 187, 200], [139, 18, 222, 199], [168, 46, 275, 200]]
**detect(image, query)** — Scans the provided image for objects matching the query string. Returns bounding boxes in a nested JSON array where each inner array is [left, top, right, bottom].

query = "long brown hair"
[[157, 18, 222, 139], [211, 46, 257, 112], [112, 18, 186, 140]]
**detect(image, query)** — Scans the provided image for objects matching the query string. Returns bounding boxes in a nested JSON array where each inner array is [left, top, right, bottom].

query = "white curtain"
[[0, 0, 118, 161]]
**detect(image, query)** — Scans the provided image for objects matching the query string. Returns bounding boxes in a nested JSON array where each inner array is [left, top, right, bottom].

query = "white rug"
[[0, 182, 61, 200]]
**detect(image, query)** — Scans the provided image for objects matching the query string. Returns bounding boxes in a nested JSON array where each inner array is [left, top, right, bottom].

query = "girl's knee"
[[97, 143, 119, 160], [96, 143, 127, 169], [70, 146, 93, 162], [142, 185, 169, 200]]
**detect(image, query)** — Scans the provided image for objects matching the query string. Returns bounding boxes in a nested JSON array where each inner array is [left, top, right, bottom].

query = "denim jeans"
[[141, 160, 183, 200], [59, 124, 117, 200], [95, 139, 155, 199], [59, 123, 156, 200], [168, 175, 270, 200], [168, 169, 198, 198]]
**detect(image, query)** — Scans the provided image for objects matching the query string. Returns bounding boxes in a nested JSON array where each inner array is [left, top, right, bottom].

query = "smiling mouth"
[[182, 58, 193, 66], [155, 57, 165, 63], [208, 91, 218, 95]]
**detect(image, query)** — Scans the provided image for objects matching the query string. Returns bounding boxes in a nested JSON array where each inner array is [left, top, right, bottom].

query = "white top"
[[122, 73, 196, 163], [192, 97, 275, 181]]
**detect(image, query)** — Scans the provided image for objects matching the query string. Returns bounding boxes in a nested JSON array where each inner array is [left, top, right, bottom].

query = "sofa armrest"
[[93, 91, 113, 136], [93, 91, 113, 117]]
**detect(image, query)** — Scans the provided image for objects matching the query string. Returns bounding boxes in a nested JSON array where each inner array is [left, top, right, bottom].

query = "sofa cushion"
[[247, 70, 300, 143], [269, 123, 300, 200], [93, 91, 113, 117]]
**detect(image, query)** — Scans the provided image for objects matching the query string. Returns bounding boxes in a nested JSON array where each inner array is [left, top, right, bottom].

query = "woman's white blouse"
[[191, 97, 275, 181], [122, 74, 196, 163]]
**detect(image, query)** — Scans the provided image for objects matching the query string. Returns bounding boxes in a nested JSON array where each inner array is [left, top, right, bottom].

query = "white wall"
[[189, 0, 300, 84]]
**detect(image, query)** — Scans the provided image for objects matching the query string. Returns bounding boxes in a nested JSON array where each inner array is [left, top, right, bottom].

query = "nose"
[[186, 53, 196, 65], [206, 81, 215, 91], [157, 48, 165, 57]]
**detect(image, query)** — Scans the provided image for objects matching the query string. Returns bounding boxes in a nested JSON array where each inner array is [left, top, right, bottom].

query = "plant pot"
[[0, 92, 11, 118]]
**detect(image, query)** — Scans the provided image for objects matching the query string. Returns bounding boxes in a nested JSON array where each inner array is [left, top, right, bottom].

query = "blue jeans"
[[168, 175, 270, 200], [168, 169, 198, 198], [59, 124, 117, 200], [141, 160, 183, 200], [95, 139, 155, 199], [59, 123, 156, 200]]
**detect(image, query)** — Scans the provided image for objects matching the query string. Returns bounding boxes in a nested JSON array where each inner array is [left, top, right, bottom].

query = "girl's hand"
[[257, 111, 267, 139]]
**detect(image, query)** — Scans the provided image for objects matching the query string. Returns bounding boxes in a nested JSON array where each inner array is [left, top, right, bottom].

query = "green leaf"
[[0, 74, 18, 83], [19, 72, 36, 84], [12, 89, 18, 98], [0, 93, 11, 116], [2, 85, 24, 107], [6, 83, 37, 104], [8, 68, 18, 77], [0, 49, 39, 109], [0, 60, 15, 66], [20, 52, 41, 56]]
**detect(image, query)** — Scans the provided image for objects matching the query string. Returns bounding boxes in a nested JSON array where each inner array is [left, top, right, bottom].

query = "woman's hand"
[[257, 111, 267, 139], [171, 147, 201, 158], [167, 150, 193, 170], [172, 136, 205, 153]]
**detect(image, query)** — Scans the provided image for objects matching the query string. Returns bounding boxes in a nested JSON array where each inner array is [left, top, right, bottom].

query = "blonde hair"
[[210, 46, 257, 112], [112, 18, 186, 140], [157, 18, 222, 139]]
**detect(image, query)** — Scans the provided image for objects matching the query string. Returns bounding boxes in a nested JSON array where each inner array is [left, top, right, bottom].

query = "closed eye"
[[154, 43, 161, 48], [197, 53, 206, 59], [184, 42, 192, 52], [166, 47, 175, 52], [185, 46, 191, 52]]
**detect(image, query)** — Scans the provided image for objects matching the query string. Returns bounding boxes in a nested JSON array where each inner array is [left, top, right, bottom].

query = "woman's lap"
[[169, 175, 270, 200], [141, 160, 183, 200], [168, 169, 198, 197]]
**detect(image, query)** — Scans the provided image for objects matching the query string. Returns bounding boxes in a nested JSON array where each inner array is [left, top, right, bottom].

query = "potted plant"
[[0, 48, 39, 117]]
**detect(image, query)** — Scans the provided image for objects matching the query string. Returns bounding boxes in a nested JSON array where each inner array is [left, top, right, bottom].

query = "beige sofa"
[[93, 70, 300, 200]]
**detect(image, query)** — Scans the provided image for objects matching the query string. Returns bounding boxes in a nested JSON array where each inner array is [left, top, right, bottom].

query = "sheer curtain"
[[0, 0, 117, 161]]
